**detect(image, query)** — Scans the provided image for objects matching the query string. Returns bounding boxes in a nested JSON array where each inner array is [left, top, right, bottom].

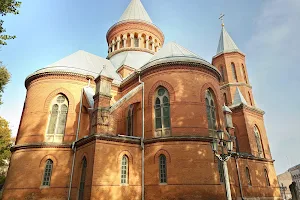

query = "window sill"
[[40, 186, 50, 189], [120, 184, 129, 186], [159, 183, 168, 186]]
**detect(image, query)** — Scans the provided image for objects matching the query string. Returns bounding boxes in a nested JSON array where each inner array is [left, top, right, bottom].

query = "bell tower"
[[212, 17, 272, 160]]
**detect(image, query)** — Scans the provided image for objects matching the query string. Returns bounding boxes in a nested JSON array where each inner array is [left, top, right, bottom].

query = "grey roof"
[[109, 51, 153, 70], [141, 42, 218, 72], [27, 50, 122, 84], [216, 26, 241, 55], [119, 0, 152, 23], [232, 87, 248, 106], [222, 104, 232, 113], [83, 86, 95, 108]]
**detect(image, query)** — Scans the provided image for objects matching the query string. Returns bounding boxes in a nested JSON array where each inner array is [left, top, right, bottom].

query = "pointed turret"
[[232, 87, 248, 106], [216, 25, 241, 55], [119, 0, 153, 23]]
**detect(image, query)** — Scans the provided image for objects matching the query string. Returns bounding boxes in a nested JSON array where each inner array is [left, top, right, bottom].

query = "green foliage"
[[0, 0, 21, 45], [0, 117, 11, 167], [0, 62, 10, 105]]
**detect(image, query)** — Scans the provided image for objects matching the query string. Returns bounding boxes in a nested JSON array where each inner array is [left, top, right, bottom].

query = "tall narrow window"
[[264, 169, 270, 186], [223, 93, 228, 106], [248, 92, 253, 106], [154, 87, 171, 137], [121, 155, 128, 184], [78, 157, 87, 200], [205, 90, 217, 131], [42, 159, 53, 186], [220, 66, 225, 82], [127, 105, 134, 136], [46, 94, 69, 143], [218, 160, 224, 183], [134, 37, 139, 47], [254, 126, 264, 158], [159, 155, 167, 184], [246, 167, 252, 186], [242, 64, 248, 83], [231, 63, 238, 82]]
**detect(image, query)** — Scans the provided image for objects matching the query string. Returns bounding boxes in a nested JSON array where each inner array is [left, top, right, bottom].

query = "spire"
[[119, 0, 153, 23], [232, 87, 247, 106], [216, 24, 240, 55]]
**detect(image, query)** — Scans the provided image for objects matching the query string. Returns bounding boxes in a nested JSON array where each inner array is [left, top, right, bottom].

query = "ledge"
[[11, 143, 72, 152], [144, 136, 213, 144]]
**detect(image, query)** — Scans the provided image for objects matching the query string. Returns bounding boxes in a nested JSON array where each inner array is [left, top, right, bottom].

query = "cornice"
[[220, 82, 252, 89], [212, 50, 245, 60], [120, 62, 221, 89], [11, 143, 72, 152], [25, 72, 94, 89], [235, 152, 274, 163], [230, 104, 265, 116], [106, 20, 164, 44], [144, 136, 213, 144], [107, 47, 154, 59]]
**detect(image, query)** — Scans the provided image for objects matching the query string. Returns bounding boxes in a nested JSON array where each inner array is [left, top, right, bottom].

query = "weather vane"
[[219, 13, 225, 27]]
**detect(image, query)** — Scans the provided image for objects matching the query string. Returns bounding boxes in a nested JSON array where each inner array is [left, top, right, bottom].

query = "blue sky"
[[0, 0, 299, 174]]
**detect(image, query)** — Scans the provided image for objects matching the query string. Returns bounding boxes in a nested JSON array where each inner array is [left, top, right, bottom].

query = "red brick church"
[[3, 0, 281, 199]]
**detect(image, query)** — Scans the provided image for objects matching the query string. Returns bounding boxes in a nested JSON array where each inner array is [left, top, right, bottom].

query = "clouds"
[[246, 0, 300, 174]]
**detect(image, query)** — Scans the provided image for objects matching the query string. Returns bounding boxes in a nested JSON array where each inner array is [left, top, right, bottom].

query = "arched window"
[[127, 105, 134, 136], [134, 37, 139, 47], [223, 93, 228, 106], [231, 63, 238, 82], [154, 87, 171, 137], [264, 169, 270, 186], [248, 92, 253, 106], [218, 160, 224, 183], [78, 157, 87, 200], [121, 155, 128, 184], [159, 155, 167, 184], [242, 64, 248, 83], [205, 89, 217, 131], [254, 126, 264, 158], [246, 167, 252, 186], [46, 94, 69, 143], [220, 66, 225, 82], [42, 159, 53, 186]]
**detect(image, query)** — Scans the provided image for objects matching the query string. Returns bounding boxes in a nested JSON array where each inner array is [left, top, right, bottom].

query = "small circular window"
[[158, 88, 165, 96]]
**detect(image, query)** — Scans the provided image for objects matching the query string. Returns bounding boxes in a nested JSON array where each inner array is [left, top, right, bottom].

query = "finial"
[[219, 13, 225, 27]]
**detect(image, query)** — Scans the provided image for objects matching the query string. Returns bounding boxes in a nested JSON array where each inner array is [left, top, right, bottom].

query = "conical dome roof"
[[141, 42, 216, 71], [119, 0, 152, 23]]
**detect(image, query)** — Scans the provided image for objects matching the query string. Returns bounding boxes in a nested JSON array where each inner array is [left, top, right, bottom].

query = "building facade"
[[289, 164, 300, 199], [3, 0, 281, 199], [277, 171, 293, 200]]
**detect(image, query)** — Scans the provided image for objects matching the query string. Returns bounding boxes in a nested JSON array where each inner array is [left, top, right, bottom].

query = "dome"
[[141, 42, 220, 75], [26, 50, 122, 85]]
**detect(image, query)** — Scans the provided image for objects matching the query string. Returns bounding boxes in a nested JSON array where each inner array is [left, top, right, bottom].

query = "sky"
[[0, 0, 299, 175]]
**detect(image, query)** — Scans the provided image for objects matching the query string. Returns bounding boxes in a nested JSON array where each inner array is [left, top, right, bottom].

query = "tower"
[[212, 21, 272, 159], [107, 0, 164, 79]]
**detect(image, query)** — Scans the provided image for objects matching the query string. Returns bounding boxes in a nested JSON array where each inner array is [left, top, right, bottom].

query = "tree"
[[0, 0, 21, 45], [0, 62, 10, 105], [0, 117, 12, 185]]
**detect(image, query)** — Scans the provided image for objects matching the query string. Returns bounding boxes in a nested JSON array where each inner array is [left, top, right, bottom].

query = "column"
[[138, 33, 142, 48], [116, 36, 121, 50], [122, 35, 127, 48], [145, 35, 150, 49], [130, 33, 134, 47], [112, 40, 116, 52]]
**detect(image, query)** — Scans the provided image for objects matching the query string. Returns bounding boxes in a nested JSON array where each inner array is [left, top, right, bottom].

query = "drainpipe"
[[67, 87, 84, 200], [139, 74, 145, 200]]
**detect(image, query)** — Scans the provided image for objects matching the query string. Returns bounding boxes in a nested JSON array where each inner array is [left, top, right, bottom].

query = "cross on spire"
[[219, 13, 225, 27]]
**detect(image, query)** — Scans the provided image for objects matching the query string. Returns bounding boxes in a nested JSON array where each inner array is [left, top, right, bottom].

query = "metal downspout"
[[67, 87, 84, 200], [139, 75, 145, 200]]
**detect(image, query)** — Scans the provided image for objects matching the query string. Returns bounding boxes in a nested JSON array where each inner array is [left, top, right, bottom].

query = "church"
[[3, 0, 281, 199]]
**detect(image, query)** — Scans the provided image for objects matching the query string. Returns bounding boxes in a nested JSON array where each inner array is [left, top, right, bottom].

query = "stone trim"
[[220, 82, 252, 89], [107, 47, 155, 59], [144, 136, 213, 144], [11, 143, 72, 152], [230, 104, 265, 116]]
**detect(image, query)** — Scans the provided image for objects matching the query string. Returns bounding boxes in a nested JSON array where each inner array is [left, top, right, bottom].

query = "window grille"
[[42, 159, 53, 186], [121, 156, 128, 184], [159, 155, 167, 184]]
